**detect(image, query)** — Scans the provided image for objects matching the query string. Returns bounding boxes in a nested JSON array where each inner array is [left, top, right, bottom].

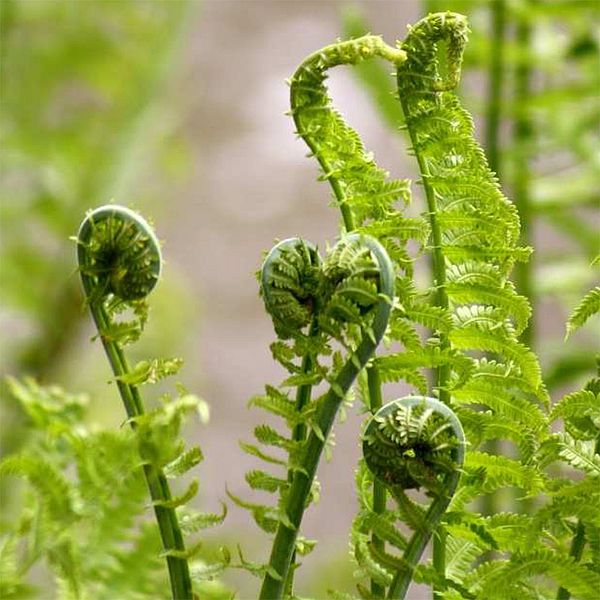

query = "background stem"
[[513, 2, 534, 348]]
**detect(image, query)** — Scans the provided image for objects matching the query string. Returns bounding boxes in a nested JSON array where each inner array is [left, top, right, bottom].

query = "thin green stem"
[[485, 0, 506, 177], [283, 321, 318, 598], [259, 237, 394, 600], [367, 365, 387, 598], [88, 300, 192, 600], [386, 473, 458, 599], [290, 35, 406, 235]]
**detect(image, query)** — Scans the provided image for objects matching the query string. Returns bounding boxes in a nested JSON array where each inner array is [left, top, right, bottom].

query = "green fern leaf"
[[245, 470, 288, 493], [163, 446, 204, 478], [177, 503, 227, 534], [557, 433, 600, 476], [566, 286, 600, 338]]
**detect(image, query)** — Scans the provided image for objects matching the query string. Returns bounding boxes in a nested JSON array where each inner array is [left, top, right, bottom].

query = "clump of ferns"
[[286, 10, 563, 599], [75, 205, 228, 598], [233, 233, 394, 597]]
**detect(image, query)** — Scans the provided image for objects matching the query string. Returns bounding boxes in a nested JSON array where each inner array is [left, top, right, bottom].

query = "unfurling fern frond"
[[353, 396, 465, 599], [74, 205, 224, 600], [243, 234, 394, 599]]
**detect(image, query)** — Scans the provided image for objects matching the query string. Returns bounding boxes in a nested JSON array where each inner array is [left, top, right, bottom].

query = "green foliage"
[[2, 5, 599, 600]]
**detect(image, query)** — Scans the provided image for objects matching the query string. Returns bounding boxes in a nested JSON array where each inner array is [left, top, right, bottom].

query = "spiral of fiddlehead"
[[75, 205, 195, 600], [77, 205, 162, 303], [260, 238, 321, 339], [256, 233, 394, 599], [363, 396, 465, 498], [360, 396, 465, 599]]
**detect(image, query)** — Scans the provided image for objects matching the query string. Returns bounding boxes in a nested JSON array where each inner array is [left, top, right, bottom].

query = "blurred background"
[[1, 0, 598, 597]]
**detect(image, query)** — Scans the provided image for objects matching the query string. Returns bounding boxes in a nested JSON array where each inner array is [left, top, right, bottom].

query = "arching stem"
[[367, 365, 387, 598]]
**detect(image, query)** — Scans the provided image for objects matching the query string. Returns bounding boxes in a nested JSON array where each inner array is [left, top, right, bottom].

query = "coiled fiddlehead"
[[260, 238, 321, 340], [77, 205, 162, 304], [253, 233, 394, 599], [76, 205, 192, 600], [362, 396, 465, 599]]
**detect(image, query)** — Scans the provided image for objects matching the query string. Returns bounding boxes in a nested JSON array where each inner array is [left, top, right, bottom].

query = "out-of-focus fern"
[[0, 1, 194, 381], [0, 377, 231, 599]]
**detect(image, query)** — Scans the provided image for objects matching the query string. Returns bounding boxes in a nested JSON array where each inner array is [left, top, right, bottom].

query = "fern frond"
[[556, 433, 600, 476], [164, 447, 204, 478], [464, 452, 545, 496], [445, 535, 481, 582], [0, 454, 76, 523], [566, 286, 600, 338], [177, 503, 228, 535], [476, 550, 600, 600]]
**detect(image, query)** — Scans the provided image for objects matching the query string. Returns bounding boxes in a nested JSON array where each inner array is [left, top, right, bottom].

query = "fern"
[[238, 234, 394, 599]]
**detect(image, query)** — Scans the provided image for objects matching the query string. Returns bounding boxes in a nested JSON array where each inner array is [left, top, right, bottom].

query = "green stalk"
[[283, 321, 318, 597], [387, 469, 460, 599], [259, 238, 394, 600], [367, 365, 386, 598], [88, 301, 192, 600], [399, 88, 450, 599]]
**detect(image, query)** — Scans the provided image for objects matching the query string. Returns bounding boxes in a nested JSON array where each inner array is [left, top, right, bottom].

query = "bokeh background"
[[1, 0, 598, 597]]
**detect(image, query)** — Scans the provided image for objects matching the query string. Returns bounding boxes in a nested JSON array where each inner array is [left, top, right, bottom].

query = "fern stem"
[[86, 300, 192, 600], [367, 365, 387, 598], [283, 321, 318, 597], [289, 35, 406, 235], [259, 237, 394, 600], [485, 0, 506, 177]]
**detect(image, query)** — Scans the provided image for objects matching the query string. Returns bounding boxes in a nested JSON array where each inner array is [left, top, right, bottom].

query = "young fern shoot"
[[76, 205, 210, 600], [362, 396, 465, 599], [235, 233, 394, 599]]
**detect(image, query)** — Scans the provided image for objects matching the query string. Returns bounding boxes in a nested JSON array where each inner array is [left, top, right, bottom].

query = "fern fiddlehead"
[[76, 205, 193, 600], [362, 396, 465, 599], [254, 233, 394, 599]]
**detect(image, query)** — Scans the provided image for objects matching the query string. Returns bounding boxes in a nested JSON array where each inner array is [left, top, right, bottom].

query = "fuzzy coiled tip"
[[260, 237, 321, 339], [77, 204, 162, 302], [363, 396, 465, 497], [260, 234, 394, 341]]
